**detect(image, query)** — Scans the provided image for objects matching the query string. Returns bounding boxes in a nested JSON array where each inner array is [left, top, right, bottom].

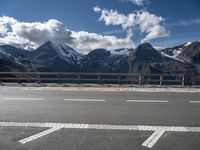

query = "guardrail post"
[[160, 75, 163, 86], [0, 75, 2, 85], [139, 74, 143, 85], [17, 73, 21, 84], [57, 73, 60, 84], [182, 74, 185, 86], [98, 74, 101, 85], [118, 74, 121, 85], [77, 74, 80, 85], [37, 73, 41, 84]]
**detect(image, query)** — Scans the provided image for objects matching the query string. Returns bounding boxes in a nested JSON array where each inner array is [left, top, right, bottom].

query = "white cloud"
[[12, 19, 73, 47], [93, 6, 101, 12], [119, 0, 147, 6], [168, 18, 200, 27], [71, 31, 134, 54], [0, 16, 135, 53], [94, 7, 170, 43], [180, 19, 200, 26], [0, 16, 17, 37]]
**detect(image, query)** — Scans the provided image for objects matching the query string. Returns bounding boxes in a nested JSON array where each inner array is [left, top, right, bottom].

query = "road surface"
[[0, 86, 200, 150]]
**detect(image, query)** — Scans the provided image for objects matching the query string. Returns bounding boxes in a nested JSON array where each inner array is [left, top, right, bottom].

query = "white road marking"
[[0, 122, 200, 148], [142, 129, 165, 148], [19, 127, 61, 144], [126, 100, 169, 103], [19, 86, 200, 93], [64, 99, 105, 102], [4, 98, 44, 101], [189, 101, 200, 103]]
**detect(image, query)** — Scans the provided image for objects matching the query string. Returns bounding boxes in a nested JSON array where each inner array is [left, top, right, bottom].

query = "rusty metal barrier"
[[0, 72, 199, 86]]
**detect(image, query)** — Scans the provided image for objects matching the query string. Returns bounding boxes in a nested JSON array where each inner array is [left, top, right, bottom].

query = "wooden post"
[[182, 74, 185, 86], [118, 74, 121, 85], [98, 74, 101, 85], [57, 73, 60, 84], [160, 75, 163, 86], [17, 73, 21, 84], [0, 75, 2, 85], [139, 74, 143, 85], [37, 73, 41, 84], [77, 74, 80, 85]]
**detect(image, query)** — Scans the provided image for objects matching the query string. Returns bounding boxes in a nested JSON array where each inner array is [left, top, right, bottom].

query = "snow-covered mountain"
[[160, 41, 200, 64], [32, 41, 82, 64], [161, 42, 193, 58], [30, 41, 82, 72], [177, 41, 200, 63], [0, 41, 200, 74]]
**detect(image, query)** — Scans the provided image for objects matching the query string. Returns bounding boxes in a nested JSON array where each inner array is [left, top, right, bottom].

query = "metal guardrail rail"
[[0, 72, 199, 86]]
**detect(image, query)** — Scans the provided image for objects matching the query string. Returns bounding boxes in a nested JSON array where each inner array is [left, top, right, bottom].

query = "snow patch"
[[153, 45, 165, 50], [172, 48, 183, 57], [184, 42, 192, 47], [161, 51, 184, 62]]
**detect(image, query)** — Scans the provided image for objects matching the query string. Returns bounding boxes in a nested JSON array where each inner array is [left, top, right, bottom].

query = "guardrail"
[[0, 72, 199, 86]]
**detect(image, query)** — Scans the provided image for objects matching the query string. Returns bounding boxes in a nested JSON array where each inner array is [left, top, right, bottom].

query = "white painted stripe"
[[19, 127, 61, 144], [0, 122, 199, 133], [142, 129, 165, 148], [4, 98, 44, 101], [0, 121, 199, 148], [64, 99, 105, 102], [189, 101, 200, 103], [142, 129, 161, 147], [126, 100, 169, 103]]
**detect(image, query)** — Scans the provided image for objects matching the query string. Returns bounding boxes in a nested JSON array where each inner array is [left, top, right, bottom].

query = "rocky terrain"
[[0, 41, 200, 74]]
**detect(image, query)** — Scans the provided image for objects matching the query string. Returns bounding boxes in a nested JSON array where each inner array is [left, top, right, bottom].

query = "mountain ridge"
[[0, 41, 200, 74]]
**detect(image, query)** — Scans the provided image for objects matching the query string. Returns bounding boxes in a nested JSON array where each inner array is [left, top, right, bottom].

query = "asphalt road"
[[0, 87, 200, 150]]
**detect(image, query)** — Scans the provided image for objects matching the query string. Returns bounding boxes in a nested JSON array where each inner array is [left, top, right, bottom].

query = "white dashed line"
[[4, 98, 44, 101], [189, 101, 200, 103], [64, 99, 105, 102], [0, 121, 200, 148], [126, 100, 169, 103]]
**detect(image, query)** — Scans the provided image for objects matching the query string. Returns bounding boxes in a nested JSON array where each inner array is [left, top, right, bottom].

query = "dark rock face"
[[98, 55, 130, 73], [0, 51, 27, 72], [80, 49, 111, 72], [127, 43, 163, 73], [131, 43, 162, 61]]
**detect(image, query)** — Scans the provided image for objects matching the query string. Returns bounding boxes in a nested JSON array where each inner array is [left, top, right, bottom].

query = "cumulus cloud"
[[71, 31, 134, 54], [94, 7, 170, 43], [0, 16, 135, 53], [12, 19, 73, 48], [119, 0, 147, 6], [0, 16, 17, 36]]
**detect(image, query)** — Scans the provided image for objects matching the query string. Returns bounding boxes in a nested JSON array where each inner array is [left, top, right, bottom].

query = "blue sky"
[[0, 0, 200, 52]]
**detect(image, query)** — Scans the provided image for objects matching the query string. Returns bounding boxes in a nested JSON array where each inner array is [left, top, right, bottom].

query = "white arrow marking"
[[0, 122, 199, 148], [19, 127, 61, 144], [142, 129, 165, 148]]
